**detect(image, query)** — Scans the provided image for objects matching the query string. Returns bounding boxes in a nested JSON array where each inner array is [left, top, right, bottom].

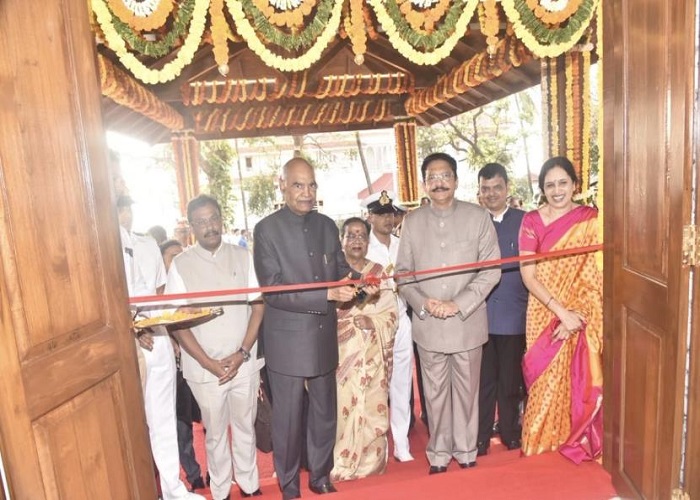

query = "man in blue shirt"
[[476, 163, 528, 456]]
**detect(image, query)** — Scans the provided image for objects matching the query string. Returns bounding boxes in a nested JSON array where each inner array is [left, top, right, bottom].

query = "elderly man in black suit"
[[254, 158, 374, 499]]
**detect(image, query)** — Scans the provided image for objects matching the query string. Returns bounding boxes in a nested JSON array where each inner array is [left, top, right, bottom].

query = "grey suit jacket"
[[253, 206, 353, 377], [396, 200, 501, 353]]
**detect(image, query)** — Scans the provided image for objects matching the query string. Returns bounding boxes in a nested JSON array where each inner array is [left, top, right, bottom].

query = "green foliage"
[[200, 141, 236, 226], [245, 172, 277, 217], [417, 98, 518, 172]]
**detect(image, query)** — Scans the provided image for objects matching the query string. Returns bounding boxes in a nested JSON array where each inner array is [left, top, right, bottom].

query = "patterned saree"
[[519, 205, 603, 463], [331, 261, 398, 481]]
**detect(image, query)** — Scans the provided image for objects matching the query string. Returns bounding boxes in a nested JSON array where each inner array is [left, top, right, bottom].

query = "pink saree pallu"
[[522, 318, 603, 464]]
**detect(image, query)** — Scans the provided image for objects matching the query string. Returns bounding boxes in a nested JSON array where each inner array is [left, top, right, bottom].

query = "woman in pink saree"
[[331, 218, 397, 481], [518, 157, 603, 463]]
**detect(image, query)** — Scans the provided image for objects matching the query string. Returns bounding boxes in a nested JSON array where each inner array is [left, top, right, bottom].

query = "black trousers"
[[267, 368, 337, 499], [477, 334, 526, 445]]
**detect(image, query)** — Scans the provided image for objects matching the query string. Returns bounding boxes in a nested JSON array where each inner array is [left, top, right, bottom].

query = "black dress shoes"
[[189, 477, 205, 491], [506, 439, 522, 450], [309, 482, 337, 494], [477, 441, 489, 457], [428, 465, 448, 475], [458, 461, 477, 469], [241, 489, 263, 497]]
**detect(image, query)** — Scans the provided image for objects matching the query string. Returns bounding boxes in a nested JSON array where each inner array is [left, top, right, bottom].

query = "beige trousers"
[[417, 345, 483, 466]]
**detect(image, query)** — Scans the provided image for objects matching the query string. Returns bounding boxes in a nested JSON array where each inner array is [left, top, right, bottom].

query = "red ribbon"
[[129, 244, 603, 306]]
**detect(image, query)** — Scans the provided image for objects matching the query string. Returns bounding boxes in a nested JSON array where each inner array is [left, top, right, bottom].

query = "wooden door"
[[0, 0, 156, 498], [603, 0, 697, 498]]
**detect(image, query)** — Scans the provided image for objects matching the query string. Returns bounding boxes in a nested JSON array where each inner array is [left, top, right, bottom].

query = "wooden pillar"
[[394, 120, 419, 205], [171, 131, 201, 215], [541, 50, 593, 195]]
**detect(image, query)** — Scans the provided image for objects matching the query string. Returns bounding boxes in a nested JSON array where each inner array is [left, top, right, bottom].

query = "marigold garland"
[[210, 0, 230, 71], [401, 0, 451, 34], [225, 0, 343, 71], [478, 0, 501, 55], [405, 35, 532, 115], [235, 0, 335, 51], [526, 0, 583, 25], [595, 1, 603, 269], [93, 0, 207, 84], [565, 52, 575, 164], [106, 0, 174, 31], [348, 0, 368, 61], [501, 0, 598, 58], [194, 99, 390, 133], [581, 48, 591, 194], [373, 0, 475, 51], [98, 54, 184, 129], [252, 0, 318, 28], [107, 0, 195, 58], [548, 57, 559, 156], [183, 72, 414, 105], [369, 0, 478, 66]]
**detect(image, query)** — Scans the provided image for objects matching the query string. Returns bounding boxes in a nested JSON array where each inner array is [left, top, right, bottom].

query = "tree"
[[417, 99, 517, 169], [200, 140, 236, 226], [417, 91, 537, 203], [245, 172, 277, 217]]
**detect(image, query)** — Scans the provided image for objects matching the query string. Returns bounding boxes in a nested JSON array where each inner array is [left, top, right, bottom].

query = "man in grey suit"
[[396, 152, 501, 474], [253, 158, 362, 499]]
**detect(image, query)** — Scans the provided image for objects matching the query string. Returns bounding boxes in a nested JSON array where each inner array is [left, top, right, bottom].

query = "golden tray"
[[133, 307, 223, 330]]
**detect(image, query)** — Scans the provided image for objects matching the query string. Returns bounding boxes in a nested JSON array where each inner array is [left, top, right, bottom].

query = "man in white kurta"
[[165, 194, 263, 500], [118, 196, 202, 500], [362, 190, 414, 462]]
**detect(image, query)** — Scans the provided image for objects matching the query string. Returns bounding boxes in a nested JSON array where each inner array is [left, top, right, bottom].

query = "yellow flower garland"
[[581, 49, 591, 194], [368, 0, 478, 66], [92, 0, 207, 84], [211, 0, 230, 72], [225, 0, 343, 72], [595, 1, 603, 270], [549, 57, 559, 156], [565, 52, 574, 163], [501, 0, 599, 58]]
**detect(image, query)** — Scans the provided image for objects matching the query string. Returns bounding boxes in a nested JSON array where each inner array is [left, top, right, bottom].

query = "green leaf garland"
[[109, 0, 195, 58], [380, 0, 468, 51], [238, 0, 335, 51], [511, 0, 596, 45]]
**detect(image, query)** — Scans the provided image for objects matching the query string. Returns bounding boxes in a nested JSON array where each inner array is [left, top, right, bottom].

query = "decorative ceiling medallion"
[[268, 0, 303, 10]]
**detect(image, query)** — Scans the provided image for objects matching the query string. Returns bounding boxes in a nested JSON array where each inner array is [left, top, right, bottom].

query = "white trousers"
[[188, 371, 260, 500], [390, 313, 414, 456], [142, 334, 190, 499]]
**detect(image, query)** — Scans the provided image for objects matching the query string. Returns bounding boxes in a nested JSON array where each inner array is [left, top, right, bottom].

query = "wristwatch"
[[238, 346, 251, 362], [418, 304, 428, 320]]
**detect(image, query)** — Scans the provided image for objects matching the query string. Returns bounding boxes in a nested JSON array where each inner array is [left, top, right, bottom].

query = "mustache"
[[431, 187, 449, 192], [204, 230, 220, 238]]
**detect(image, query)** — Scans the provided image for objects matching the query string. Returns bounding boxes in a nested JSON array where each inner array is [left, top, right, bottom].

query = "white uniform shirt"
[[366, 231, 409, 319]]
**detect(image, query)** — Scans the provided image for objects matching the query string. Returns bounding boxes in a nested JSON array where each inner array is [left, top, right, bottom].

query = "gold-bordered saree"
[[331, 261, 398, 481], [519, 205, 603, 463]]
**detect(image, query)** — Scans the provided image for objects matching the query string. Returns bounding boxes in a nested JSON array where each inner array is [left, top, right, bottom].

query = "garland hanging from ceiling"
[[93, 0, 600, 83]]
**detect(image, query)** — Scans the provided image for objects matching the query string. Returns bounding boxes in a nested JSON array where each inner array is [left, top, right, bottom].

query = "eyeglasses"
[[425, 172, 455, 183], [344, 233, 368, 241], [190, 214, 222, 228]]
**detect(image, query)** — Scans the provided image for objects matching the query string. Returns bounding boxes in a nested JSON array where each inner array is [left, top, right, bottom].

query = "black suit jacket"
[[254, 207, 353, 377]]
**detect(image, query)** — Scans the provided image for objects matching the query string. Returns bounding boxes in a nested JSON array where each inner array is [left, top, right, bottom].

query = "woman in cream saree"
[[519, 157, 603, 463], [331, 218, 397, 481]]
